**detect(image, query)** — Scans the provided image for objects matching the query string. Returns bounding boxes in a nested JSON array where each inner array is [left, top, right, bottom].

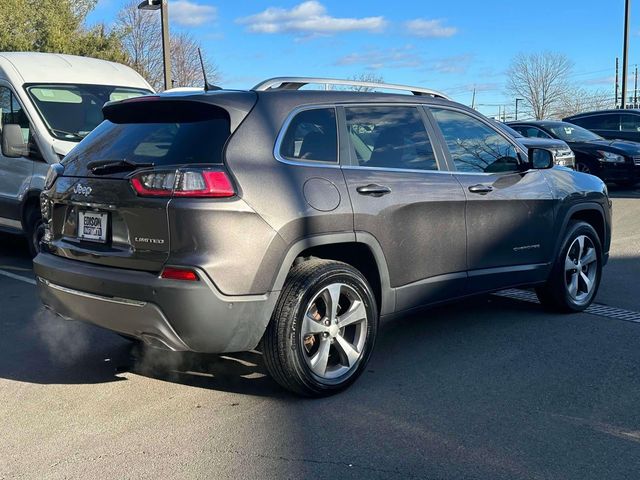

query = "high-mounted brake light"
[[160, 267, 199, 281], [130, 170, 235, 198]]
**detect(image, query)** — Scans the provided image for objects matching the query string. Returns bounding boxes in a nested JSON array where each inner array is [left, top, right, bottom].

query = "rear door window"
[[344, 105, 438, 171], [62, 100, 231, 173], [279, 108, 337, 163], [620, 113, 640, 132]]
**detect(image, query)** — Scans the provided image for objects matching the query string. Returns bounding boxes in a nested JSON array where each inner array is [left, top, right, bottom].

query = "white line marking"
[[0, 269, 37, 286]]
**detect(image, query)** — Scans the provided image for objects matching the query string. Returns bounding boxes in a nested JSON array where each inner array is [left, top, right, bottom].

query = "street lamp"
[[515, 98, 524, 120], [138, 0, 171, 91]]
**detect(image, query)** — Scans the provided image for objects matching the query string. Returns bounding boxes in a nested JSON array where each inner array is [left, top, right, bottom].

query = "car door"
[[428, 107, 556, 292], [0, 85, 38, 231], [340, 104, 468, 311]]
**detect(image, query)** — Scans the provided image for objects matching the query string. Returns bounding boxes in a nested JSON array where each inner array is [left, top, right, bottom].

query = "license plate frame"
[[77, 210, 108, 243]]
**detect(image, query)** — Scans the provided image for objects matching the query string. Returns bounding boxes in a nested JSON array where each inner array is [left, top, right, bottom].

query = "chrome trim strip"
[[0, 217, 22, 230], [38, 277, 146, 307]]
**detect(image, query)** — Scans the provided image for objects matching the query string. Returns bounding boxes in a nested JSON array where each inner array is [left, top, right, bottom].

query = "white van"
[[0, 52, 153, 254]]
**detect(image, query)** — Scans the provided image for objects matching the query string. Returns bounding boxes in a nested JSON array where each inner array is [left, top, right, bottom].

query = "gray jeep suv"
[[34, 77, 612, 396]]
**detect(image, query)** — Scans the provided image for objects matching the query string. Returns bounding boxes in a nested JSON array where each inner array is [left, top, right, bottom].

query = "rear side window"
[[279, 108, 337, 163], [431, 108, 520, 173], [345, 105, 438, 171], [620, 113, 640, 132], [62, 101, 230, 169], [572, 114, 620, 131]]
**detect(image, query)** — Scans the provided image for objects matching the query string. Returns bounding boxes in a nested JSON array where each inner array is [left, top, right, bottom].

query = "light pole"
[[515, 98, 524, 120], [621, 0, 630, 108], [138, 0, 171, 91]]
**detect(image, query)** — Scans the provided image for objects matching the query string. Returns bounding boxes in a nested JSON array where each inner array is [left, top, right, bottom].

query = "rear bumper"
[[34, 253, 278, 353]]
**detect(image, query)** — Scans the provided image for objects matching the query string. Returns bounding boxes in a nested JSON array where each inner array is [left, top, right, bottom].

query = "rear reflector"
[[160, 267, 199, 281], [131, 169, 234, 198]]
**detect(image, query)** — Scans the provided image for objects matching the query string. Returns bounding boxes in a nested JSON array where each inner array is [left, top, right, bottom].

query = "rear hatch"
[[42, 93, 256, 271]]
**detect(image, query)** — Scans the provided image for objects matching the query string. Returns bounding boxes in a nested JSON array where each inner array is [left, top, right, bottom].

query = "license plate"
[[78, 211, 108, 243]]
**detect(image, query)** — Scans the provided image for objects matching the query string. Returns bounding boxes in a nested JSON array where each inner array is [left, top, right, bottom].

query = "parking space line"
[[494, 289, 640, 324], [0, 269, 36, 286]]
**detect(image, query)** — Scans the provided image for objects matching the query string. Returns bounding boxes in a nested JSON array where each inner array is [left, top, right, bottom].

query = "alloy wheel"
[[564, 235, 598, 304], [300, 283, 368, 380], [575, 163, 591, 174]]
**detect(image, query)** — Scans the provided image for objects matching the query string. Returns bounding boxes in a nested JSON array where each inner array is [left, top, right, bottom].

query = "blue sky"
[[88, 0, 632, 117]]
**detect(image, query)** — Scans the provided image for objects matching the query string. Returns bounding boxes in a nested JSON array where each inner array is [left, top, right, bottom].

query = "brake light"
[[160, 267, 199, 281], [130, 170, 234, 198]]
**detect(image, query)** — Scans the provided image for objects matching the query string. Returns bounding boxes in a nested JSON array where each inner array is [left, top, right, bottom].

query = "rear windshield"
[[62, 101, 231, 170]]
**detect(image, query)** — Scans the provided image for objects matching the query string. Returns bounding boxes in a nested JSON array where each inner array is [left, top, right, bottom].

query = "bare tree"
[[506, 52, 573, 120], [116, 1, 219, 91], [554, 87, 615, 118], [347, 73, 385, 92]]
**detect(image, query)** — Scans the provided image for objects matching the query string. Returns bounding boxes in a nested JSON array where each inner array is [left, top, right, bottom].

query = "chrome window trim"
[[341, 165, 454, 175], [273, 104, 341, 168]]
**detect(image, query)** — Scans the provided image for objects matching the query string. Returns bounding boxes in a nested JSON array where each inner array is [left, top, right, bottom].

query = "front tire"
[[25, 207, 44, 257], [263, 259, 378, 397], [536, 221, 602, 312]]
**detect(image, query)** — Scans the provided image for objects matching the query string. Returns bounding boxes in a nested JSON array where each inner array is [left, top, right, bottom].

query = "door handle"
[[468, 184, 494, 194], [356, 184, 391, 197]]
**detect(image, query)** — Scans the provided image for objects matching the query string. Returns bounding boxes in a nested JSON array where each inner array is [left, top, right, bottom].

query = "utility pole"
[[621, 0, 631, 109], [616, 57, 620, 107], [471, 88, 476, 109], [635, 65, 638, 107]]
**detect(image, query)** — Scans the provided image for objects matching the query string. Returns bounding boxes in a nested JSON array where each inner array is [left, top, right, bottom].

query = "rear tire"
[[263, 259, 378, 397], [25, 206, 44, 257], [536, 221, 602, 312]]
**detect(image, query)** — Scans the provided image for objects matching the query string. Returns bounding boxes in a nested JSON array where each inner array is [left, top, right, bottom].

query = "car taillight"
[[130, 169, 234, 198], [160, 267, 199, 281]]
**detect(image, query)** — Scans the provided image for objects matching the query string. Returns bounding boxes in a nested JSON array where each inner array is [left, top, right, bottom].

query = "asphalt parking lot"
[[1, 187, 639, 480]]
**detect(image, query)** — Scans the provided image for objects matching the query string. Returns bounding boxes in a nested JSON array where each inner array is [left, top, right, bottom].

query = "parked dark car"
[[35, 77, 612, 396], [508, 120, 639, 186], [564, 109, 640, 143], [495, 122, 575, 168]]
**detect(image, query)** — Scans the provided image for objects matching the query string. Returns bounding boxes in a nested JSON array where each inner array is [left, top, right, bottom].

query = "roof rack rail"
[[252, 77, 450, 100]]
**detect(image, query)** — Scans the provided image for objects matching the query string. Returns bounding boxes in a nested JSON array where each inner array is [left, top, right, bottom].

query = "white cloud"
[[405, 19, 457, 38], [170, 0, 217, 27], [335, 46, 421, 70], [237, 1, 386, 36]]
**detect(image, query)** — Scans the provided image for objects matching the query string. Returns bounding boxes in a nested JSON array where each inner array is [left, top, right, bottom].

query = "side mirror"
[[528, 147, 554, 169], [1, 124, 28, 158]]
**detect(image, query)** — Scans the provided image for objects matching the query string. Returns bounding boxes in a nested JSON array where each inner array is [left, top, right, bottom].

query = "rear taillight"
[[160, 267, 199, 281], [130, 169, 235, 198]]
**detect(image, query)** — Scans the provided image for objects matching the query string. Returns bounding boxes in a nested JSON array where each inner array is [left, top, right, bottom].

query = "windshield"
[[547, 123, 603, 142], [25, 84, 151, 142]]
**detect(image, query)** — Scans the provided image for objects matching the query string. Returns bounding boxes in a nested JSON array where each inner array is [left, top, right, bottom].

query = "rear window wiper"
[[87, 159, 154, 175]]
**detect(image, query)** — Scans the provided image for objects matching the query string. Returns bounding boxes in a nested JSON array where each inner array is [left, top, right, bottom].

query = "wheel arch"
[[271, 232, 395, 315], [555, 203, 608, 259]]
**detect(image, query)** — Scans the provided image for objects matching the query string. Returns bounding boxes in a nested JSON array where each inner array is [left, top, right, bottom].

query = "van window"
[[572, 114, 620, 131], [345, 106, 438, 171], [0, 86, 42, 160], [26, 84, 151, 142], [279, 108, 337, 163], [620, 113, 640, 132]]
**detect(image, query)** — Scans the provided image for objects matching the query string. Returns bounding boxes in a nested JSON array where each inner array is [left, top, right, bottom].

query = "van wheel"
[[536, 221, 602, 312], [263, 259, 378, 397], [25, 207, 44, 257]]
